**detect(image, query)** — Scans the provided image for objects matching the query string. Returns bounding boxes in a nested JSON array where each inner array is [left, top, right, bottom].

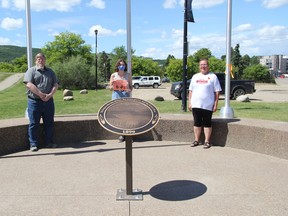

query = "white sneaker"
[[30, 146, 38, 152]]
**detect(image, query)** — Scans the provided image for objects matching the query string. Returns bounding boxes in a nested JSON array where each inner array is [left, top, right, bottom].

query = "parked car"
[[161, 77, 170, 83], [132, 76, 161, 89], [170, 72, 256, 99]]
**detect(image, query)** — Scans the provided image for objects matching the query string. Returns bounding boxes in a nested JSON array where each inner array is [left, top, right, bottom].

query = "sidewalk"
[[0, 140, 287, 216], [0, 73, 24, 91]]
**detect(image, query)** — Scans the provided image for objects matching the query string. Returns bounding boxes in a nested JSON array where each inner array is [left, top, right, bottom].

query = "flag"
[[187, 0, 195, 22]]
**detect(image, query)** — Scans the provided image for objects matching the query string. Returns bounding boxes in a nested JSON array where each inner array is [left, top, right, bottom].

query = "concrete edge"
[[0, 114, 288, 159]]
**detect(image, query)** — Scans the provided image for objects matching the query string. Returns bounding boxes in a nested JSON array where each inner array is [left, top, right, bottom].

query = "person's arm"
[[188, 90, 192, 111], [109, 73, 115, 90], [213, 91, 220, 112], [26, 82, 47, 100]]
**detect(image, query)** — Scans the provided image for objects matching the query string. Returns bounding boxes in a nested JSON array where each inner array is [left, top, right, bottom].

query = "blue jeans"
[[112, 90, 130, 100], [27, 98, 55, 148]]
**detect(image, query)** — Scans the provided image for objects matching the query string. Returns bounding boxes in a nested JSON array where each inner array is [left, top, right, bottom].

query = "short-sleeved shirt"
[[189, 72, 222, 111], [23, 66, 59, 100]]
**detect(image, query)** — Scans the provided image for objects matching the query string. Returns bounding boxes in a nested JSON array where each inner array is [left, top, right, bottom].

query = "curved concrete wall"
[[1, 114, 287, 159]]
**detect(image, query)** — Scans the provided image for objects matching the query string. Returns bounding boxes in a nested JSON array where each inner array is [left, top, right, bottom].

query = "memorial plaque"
[[98, 97, 160, 136], [97, 97, 160, 201]]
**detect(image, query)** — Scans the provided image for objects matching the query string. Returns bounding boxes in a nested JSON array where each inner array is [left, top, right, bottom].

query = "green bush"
[[52, 55, 94, 89], [242, 64, 275, 83]]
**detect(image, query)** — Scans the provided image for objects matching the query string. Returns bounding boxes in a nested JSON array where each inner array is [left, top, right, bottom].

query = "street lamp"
[[94, 29, 98, 90]]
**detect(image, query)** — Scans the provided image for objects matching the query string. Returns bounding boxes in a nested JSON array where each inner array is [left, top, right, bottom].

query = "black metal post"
[[182, 0, 188, 112], [125, 136, 133, 195], [94, 29, 98, 90]]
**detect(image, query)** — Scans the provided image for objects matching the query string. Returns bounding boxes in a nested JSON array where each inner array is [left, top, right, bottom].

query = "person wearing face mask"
[[23, 53, 59, 152], [188, 58, 221, 149], [109, 58, 133, 142], [109, 58, 132, 99]]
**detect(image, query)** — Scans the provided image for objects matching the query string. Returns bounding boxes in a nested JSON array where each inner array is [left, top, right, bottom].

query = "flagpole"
[[220, 0, 234, 118], [182, 0, 188, 112], [25, 0, 33, 68], [126, 0, 132, 76]]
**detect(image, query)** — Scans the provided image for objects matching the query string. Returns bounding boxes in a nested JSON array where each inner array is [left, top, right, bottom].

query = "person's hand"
[[42, 93, 52, 102], [38, 92, 47, 101], [188, 104, 192, 111]]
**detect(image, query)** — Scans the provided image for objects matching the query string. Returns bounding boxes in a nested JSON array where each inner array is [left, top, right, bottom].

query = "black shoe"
[[46, 143, 57, 148]]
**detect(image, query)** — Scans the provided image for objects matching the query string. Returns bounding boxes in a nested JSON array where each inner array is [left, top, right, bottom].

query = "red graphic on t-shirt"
[[196, 79, 208, 84]]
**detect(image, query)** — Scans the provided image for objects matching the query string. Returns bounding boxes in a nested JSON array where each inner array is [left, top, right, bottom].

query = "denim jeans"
[[27, 98, 55, 147], [112, 90, 130, 100]]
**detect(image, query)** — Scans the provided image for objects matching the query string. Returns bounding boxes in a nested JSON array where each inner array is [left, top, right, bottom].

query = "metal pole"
[[25, 0, 33, 68], [220, 0, 234, 118], [126, 0, 132, 75], [125, 136, 133, 195], [182, 0, 188, 112], [94, 29, 98, 90]]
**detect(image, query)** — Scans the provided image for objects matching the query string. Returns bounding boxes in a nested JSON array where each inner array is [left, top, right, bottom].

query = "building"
[[259, 55, 288, 75]]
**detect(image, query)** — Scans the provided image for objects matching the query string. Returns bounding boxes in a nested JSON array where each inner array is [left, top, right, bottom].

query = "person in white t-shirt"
[[188, 58, 222, 149]]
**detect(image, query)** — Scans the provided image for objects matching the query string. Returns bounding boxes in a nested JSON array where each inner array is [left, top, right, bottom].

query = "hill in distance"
[[0, 45, 41, 62]]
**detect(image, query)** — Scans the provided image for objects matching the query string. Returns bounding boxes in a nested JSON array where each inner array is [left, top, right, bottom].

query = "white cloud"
[[88, 25, 126, 37], [3, 0, 81, 12], [257, 25, 288, 40], [163, 0, 177, 9], [163, 0, 225, 9], [0, 36, 11, 44], [262, 0, 288, 9], [1, 17, 23, 30], [192, 0, 225, 9], [233, 23, 254, 32], [88, 0, 105, 9], [141, 47, 166, 59], [1, 0, 10, 8]]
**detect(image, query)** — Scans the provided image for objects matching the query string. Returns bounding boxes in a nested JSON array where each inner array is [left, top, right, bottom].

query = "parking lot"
[[132, 78, 288, 102]]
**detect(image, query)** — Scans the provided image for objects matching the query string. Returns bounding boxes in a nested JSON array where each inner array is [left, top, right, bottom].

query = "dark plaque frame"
[[97, 98, 160, 201]]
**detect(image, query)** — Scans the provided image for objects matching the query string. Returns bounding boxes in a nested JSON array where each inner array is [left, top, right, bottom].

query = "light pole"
[[94, 29, 98, 90]]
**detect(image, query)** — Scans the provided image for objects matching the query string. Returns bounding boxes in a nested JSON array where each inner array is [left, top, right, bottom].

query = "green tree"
[[232, 44, 243, 77], [42, 31, 92, 65], [242, 64, 274, 83], [11, 55, 28, 72], [131, 57, 162, 77], [98, 51, 111, 82], [208, 57, 226, 72], [250, 56, 260, 65], [166, 56, 197, 81], [52, 55, 94, 89], [0, 62, 15, 72], [193, 48, 212, 62]]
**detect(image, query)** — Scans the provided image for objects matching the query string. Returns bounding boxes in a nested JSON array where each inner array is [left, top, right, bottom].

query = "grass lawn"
[[0, 80, 287, 122]]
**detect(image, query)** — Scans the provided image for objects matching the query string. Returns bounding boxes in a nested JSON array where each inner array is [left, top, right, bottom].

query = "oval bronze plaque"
[[98, 97, 160, 136]]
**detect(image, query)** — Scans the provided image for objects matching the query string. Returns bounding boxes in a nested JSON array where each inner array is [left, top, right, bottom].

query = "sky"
[[0, 0, 288, 59]]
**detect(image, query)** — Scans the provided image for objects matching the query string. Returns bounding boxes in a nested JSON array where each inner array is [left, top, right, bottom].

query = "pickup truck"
[[170, 73, 256, 99]]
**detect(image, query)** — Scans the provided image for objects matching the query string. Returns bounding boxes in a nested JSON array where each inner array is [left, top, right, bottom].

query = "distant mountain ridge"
[[0, 45, 41, 62]]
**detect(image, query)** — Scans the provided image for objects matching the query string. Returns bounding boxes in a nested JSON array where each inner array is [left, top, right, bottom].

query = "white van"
[[132, 76, 161, 89]]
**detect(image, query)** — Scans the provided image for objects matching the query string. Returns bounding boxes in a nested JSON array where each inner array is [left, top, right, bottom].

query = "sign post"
[[98, 98, 160, 200]]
